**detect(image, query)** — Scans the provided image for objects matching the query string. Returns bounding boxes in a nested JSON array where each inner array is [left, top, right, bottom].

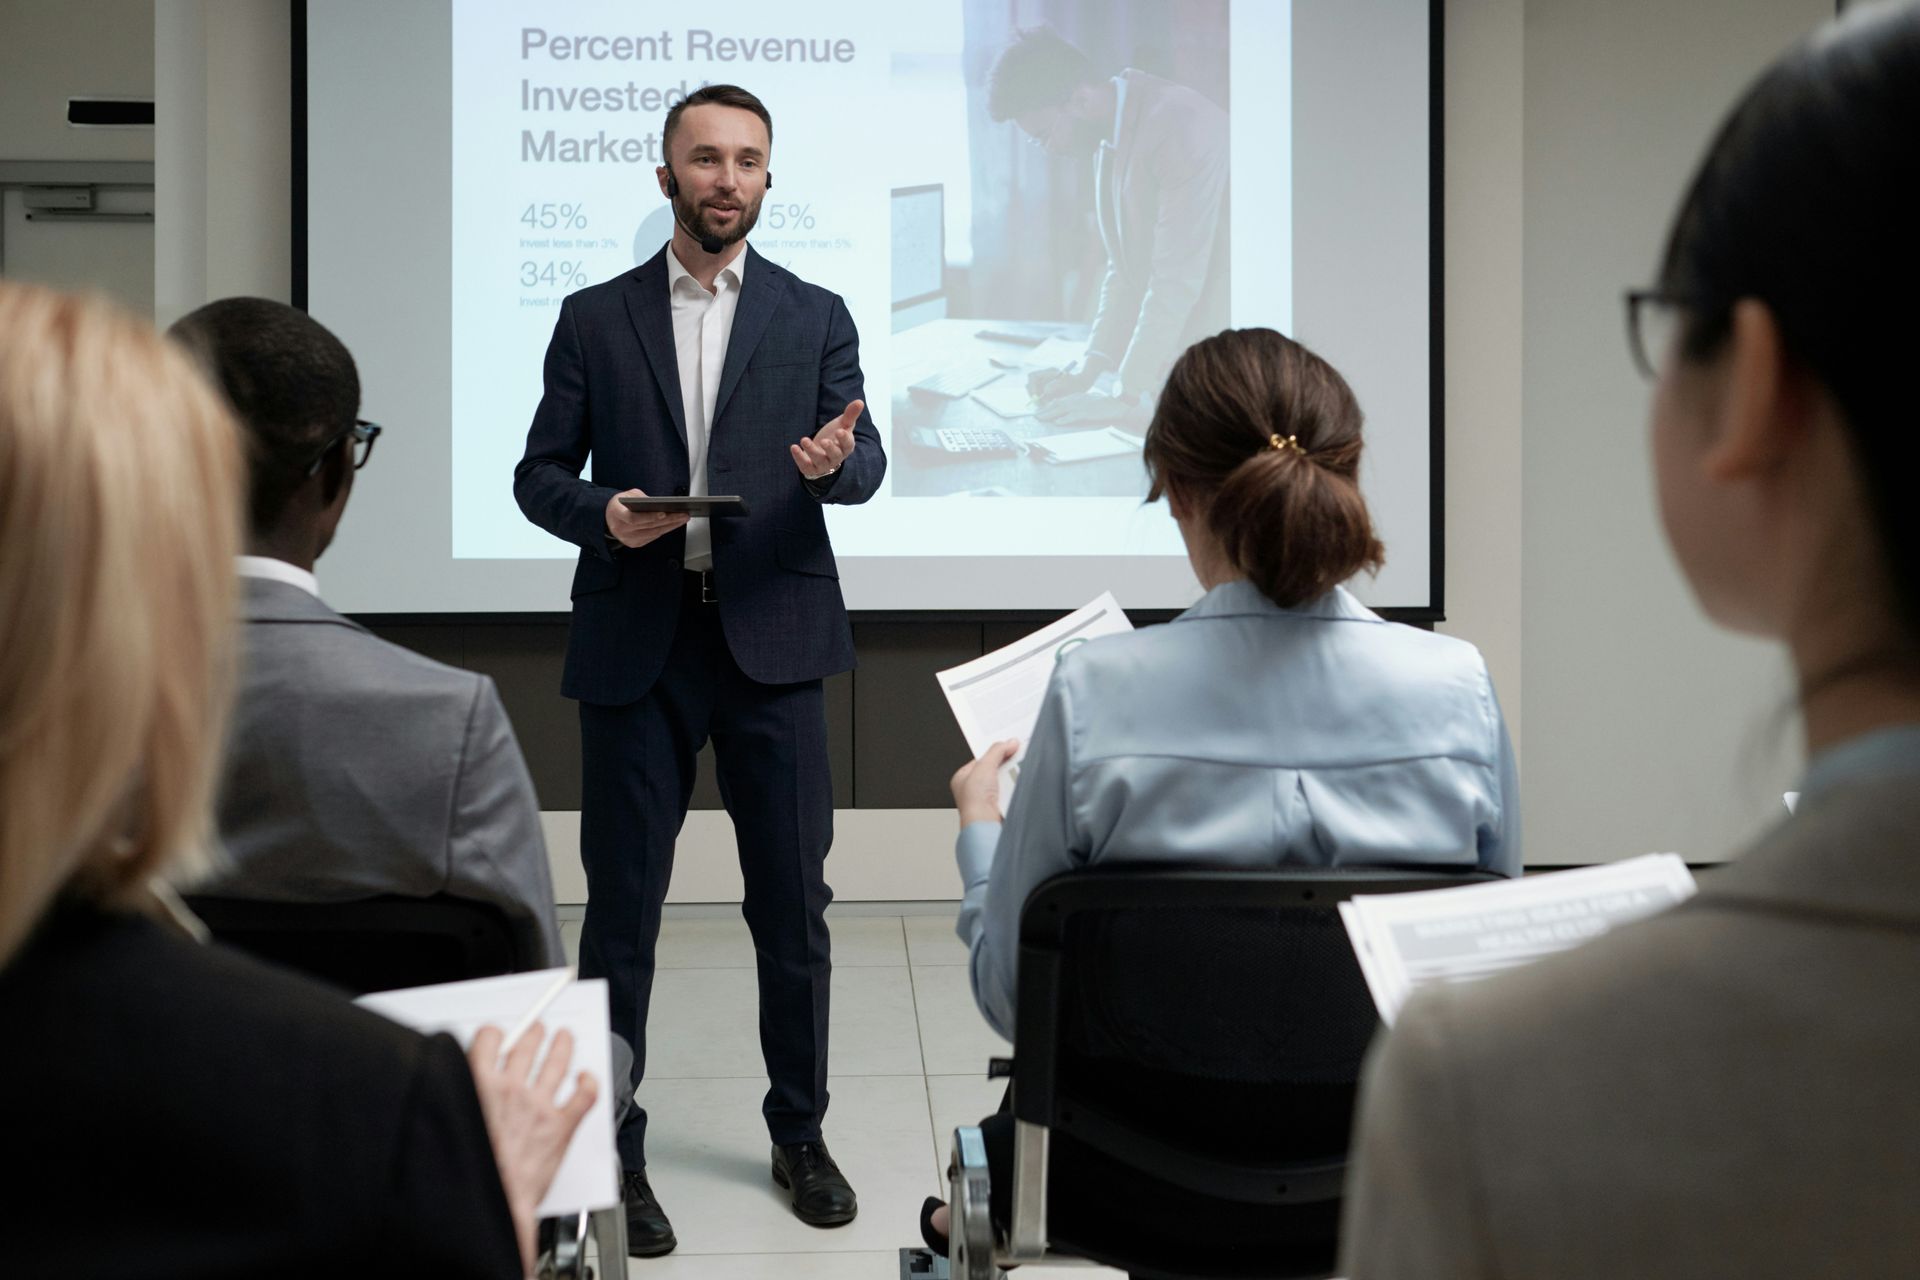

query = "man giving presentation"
[[513, 83, 884, 1256]]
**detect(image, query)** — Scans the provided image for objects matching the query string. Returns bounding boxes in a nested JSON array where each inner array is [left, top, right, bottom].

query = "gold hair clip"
[[1268, 434, 1303, 455]]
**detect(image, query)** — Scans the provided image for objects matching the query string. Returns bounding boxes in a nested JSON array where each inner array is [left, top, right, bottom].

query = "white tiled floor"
[[560, 910, 1124, 1277]]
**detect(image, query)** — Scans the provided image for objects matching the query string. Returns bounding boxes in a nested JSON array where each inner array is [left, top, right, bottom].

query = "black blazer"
[[0, 901, 521, 1279], [514, 246, 886, 704]]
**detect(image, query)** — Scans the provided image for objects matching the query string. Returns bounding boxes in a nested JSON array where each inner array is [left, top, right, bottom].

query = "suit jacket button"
[[667, 557, 680, 570], [671, 485, 688, 497]]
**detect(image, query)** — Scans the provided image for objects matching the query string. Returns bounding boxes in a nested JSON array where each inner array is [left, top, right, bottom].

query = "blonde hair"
[[0, 283, 243, 966]]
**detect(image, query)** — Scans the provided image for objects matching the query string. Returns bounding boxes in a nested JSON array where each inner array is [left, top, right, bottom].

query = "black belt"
[[682, 568, 717, 604]]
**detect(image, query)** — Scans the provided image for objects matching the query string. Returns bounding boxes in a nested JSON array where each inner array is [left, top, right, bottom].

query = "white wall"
[[1510, 0, 1825, 863], [154, 0, 288, 324], [1436, 0, 1525, 758], [0, 0, 153, 162]]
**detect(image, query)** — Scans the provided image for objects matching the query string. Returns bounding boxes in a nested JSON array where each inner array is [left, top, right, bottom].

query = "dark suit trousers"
[[578, 575, 834, 1168]]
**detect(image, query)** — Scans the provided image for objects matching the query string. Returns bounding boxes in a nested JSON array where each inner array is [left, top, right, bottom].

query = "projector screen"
[[302, 0, 1437, 614]]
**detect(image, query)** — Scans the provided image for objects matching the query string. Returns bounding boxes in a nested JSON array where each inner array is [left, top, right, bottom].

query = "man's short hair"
[[987, 26, 1099, 122], [662, 84, 774, 162], [168, 297, 359, 536]]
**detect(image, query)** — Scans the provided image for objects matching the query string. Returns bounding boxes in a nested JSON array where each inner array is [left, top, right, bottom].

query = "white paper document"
[[358, 968, 618, 1215], [970, 375, 1040, 419], [936, 591, 1134, 814], [1338, 854, 1698, 1025], [1028, 427, 1142, 465]]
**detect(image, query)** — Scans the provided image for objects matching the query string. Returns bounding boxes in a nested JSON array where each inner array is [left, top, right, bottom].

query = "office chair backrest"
[[1066, 899, 1377, 1086], [1007, 865, 1494, 1279], [183, 894, 525, 995]]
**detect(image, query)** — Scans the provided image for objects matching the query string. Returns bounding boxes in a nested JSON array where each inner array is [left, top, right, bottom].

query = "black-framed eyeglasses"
[[1623, 289, 1682, 383], [301, 419, 382, 476]]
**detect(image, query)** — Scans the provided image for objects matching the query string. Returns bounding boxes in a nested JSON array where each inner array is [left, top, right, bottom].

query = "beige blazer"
[[1341, 773, 1920, 1278]]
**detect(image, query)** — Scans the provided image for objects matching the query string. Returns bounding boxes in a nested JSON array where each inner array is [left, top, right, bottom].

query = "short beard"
[[675, 189, 761, 250]]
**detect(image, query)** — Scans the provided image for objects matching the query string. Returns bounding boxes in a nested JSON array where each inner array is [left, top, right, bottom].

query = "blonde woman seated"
[[922, 326, 1520, 1252], [0, 283, 593, 1279]]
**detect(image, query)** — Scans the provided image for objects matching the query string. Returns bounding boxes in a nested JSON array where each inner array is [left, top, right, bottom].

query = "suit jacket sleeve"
[[378, 1031, 525, 1278], [804, 293, 886, 505], [514, 294, 622, 561], [1340, 995, 1498, 1280], [1085, 241, 1147, 377], [1113, 114, 1230, 398], [956, 661, 1082, 1042], [445, 675, 566, 967]]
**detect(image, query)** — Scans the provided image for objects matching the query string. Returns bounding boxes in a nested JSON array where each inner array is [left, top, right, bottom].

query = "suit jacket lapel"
[[622, 249, 687, 447], [712, 246, 786, 427]]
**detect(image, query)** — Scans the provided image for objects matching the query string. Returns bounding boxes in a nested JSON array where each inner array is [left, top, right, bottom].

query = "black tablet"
[[618, 495, 751, 517]]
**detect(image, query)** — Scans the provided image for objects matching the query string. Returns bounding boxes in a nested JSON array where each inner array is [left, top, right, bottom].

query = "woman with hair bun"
[[919, 325, 1519, 1255]]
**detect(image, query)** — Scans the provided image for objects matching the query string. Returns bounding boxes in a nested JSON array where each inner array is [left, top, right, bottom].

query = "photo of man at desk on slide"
[[891, 15, 1230, 498]]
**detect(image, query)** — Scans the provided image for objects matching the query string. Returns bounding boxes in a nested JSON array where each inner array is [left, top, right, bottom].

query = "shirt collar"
[[666, 241, 747, 296], [1175, 579, 1381, 626], [1800, 723, 1920, 803], [236, 555, 320, 600]]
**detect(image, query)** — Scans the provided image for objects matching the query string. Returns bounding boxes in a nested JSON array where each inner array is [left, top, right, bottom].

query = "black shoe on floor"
[[771, 1140, 859, 1226], [920, 1195, 950, 1253], [621, 1169, 677, 1257]]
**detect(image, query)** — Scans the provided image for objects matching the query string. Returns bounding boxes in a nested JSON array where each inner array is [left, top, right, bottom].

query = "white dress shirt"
[[236, 555, 320, 599], [666, 243, 747, 571]]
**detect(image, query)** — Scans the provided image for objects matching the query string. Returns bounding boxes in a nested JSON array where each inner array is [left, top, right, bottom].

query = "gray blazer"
[[1341, 773, 1920, 1278], [203, 577, 564, 967]]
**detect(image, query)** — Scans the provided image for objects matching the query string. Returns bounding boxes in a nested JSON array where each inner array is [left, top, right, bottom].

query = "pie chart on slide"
[[633, 206, 675, 267]]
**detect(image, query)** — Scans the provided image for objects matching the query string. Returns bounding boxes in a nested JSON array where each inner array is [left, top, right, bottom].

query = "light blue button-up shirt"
[[954, 580, 1521, 1039]]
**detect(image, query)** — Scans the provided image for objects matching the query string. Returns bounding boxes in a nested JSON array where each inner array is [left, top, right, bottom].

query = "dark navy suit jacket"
[[514, 245, 885, 705]]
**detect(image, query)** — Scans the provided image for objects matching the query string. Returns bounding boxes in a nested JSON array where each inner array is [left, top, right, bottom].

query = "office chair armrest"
[[534, 1210, 588, 1280], [948, 1125, 998, 1280]]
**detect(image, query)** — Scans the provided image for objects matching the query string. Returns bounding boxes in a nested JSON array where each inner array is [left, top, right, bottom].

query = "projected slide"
[[447, 0, 1291, 564]]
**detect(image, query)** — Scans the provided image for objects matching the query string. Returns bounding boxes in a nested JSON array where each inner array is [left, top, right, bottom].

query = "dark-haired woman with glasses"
[[1344, 6, 1920, 1275]]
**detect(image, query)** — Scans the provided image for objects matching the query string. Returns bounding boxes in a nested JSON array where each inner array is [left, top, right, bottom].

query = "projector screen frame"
[[287, 0, 1444, 628]]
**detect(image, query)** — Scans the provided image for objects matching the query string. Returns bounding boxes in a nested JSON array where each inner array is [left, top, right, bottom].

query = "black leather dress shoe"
[[771, 1140, 859, 1226], [621, 1169, 677, 1257]]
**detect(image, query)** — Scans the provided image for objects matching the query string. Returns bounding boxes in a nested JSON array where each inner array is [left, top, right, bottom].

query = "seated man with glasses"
[[169, 298, 564, 967]]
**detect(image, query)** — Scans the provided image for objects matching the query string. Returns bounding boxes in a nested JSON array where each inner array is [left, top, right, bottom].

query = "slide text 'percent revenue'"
[[521, 29, 857, 65]]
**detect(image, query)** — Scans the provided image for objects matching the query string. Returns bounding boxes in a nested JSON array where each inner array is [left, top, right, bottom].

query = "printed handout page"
[[358, 968, 618, 1215], [1338, 854, 1698, 1025], [936, 591, 1133, 814]]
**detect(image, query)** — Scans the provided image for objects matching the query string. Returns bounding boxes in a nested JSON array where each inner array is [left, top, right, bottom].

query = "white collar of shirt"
[[236, 555, 320, 600], [666, 241, 747, 297]]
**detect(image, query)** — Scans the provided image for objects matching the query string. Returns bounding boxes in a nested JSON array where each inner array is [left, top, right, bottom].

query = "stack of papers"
[[1338, 854, 1698, 1025], [359, 968, 618, 1214], [936, 592, 1133, 814]]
